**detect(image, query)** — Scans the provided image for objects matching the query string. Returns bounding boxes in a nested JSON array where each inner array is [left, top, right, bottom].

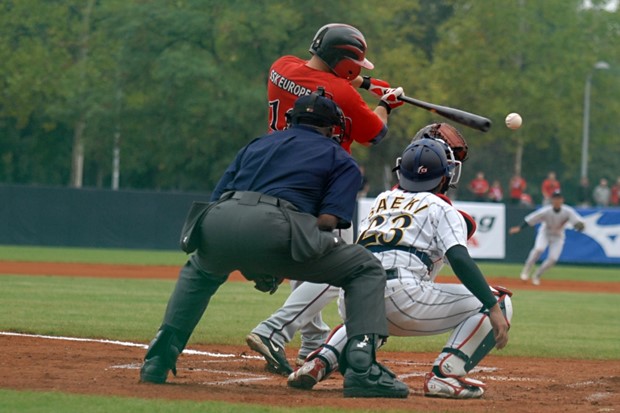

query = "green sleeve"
[[445, 245, 497, 309]]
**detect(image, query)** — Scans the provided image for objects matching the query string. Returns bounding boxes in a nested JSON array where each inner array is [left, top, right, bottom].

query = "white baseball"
[[505, 113, 522, 130]]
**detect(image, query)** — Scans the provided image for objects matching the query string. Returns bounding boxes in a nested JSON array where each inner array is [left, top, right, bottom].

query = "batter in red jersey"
[[267, 23, 404, 152]]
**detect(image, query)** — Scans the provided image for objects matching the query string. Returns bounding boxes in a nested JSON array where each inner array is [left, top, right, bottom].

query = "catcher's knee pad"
[[437, 293, 513, 378]]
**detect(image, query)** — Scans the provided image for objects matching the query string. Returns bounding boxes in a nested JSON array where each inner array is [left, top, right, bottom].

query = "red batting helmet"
[[309, 23, 374, 80]]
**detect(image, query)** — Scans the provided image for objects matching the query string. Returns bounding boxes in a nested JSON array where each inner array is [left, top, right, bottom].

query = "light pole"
[[581, 61, 610, 180]]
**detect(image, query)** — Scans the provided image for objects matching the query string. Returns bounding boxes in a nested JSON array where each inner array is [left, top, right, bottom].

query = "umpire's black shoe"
[[140, 354, 178, 384], [246, 333, 293, 376], [140, 327, 184, 384], [343, 362, 410, 398]]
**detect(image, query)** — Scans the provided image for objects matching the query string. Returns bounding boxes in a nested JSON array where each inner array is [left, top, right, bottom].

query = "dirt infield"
[[1, 261, 619, 412]]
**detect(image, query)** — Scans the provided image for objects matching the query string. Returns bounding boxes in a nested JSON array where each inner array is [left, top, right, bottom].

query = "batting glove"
[[379, 87, 405, 114], [360, 76, 391, 98]]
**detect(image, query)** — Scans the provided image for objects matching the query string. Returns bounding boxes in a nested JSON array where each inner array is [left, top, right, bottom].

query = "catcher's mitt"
[[411, 123, 469, 162]]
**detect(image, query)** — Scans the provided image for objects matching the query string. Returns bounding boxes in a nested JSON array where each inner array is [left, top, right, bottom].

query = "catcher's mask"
[[286, 87, 348, 143], [309, 23, 373, 80], [394, 138, 458, 193]]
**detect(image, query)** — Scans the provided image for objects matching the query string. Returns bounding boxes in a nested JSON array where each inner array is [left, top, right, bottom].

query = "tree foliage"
[[0, 0, 618, 202]]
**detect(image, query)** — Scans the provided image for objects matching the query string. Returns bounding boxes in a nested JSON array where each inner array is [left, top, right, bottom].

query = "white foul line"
[[0, 331, 261, 359], [1, 330, 270, 386]]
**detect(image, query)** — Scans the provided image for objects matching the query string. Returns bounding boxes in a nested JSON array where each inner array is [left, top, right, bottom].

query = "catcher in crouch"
[[288, 126, 513, 399]]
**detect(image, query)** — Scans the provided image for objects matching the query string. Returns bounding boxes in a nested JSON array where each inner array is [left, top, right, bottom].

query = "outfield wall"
[[1, 185, 618, 264], [0, 184, 211, 250]]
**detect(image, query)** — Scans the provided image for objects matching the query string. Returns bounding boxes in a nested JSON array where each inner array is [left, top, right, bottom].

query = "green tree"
[[427, 0, 619, 202], [0, 0, 617, 199]]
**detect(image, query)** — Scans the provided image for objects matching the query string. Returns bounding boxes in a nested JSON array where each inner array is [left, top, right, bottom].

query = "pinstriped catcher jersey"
[[357, 188, 468, 281]]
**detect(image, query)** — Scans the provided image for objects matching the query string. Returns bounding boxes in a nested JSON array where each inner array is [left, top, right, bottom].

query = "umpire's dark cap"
[[289, 93, 343, 128]]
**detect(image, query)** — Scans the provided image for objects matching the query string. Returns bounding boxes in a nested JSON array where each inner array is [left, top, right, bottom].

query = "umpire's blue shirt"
[[211, 125, 361, 226]]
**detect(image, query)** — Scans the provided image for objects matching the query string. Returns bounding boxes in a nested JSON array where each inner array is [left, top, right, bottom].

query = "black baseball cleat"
[[246, 333, 293, 376], [343, 362, 410, 398]]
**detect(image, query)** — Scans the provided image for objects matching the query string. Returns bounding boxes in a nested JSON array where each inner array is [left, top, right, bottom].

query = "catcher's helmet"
[[309, 23, 374, 80], [287, 87, 347, 142], [411, 123, 468, 162], [395, 138, 456, 193]]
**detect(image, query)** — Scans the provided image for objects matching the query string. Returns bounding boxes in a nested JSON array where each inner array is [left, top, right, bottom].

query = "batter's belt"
[[366, 245, 434, 275]]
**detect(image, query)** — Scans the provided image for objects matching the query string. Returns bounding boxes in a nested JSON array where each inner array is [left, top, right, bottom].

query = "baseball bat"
[[397, 95, 492, 132]]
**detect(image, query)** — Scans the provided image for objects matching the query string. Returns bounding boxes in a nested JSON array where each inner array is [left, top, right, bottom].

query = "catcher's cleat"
[[288, 357, 330, 390], [520, 272, 529, 282], [246, 333, 293, 376], [343, 362, 409, 398], [423, 372, 485, 399], [295, 355, 307, 367]]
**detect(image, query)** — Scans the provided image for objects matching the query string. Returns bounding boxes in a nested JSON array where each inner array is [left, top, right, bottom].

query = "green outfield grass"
[[0, 245, 619, 412], [1, 274, 618, 359], [0, 245, 188, 265], [0, 389, 378, 413]]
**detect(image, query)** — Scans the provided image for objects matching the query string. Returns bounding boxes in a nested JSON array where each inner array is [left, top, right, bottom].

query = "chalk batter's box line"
[[0, 331, 542, 384]]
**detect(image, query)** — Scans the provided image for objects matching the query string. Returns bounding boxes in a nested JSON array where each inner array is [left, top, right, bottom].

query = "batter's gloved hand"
[[360, 76, 391, 98], [573, 222, 585, 232], [379, 87, 405, 114]]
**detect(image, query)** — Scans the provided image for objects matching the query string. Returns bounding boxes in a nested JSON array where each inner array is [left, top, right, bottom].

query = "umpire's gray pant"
[[161, 192, 388, 342]]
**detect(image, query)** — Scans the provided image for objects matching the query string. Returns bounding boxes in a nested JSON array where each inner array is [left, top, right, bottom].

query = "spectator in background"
[[592, 178, 611, 207], [509, 174, 527, 205], [469, 171, 489, 202], [611, 177, 620, 207], [488, 179, 503, 203], [577, 177, 591, 207], [541, 171, 560, 205], [520, 192, 534, 207]]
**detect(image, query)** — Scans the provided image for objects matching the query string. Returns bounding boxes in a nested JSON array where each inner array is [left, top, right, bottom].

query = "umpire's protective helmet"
[[395, 138, 455, 193], [287, 87, 347, 141], [309, 23, 374, 80]]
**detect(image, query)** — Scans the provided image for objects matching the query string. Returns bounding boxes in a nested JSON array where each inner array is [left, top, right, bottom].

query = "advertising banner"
[[556, 208, 620, 264]]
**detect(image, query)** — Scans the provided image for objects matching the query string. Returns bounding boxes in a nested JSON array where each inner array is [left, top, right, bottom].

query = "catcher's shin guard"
[[140, 326, 189, 384], [436, 291, 513, 377]]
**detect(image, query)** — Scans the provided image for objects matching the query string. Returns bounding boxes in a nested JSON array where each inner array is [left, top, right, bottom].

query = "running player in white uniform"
[[509, 190, 585, 285], [288, 136, 513, 399]]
